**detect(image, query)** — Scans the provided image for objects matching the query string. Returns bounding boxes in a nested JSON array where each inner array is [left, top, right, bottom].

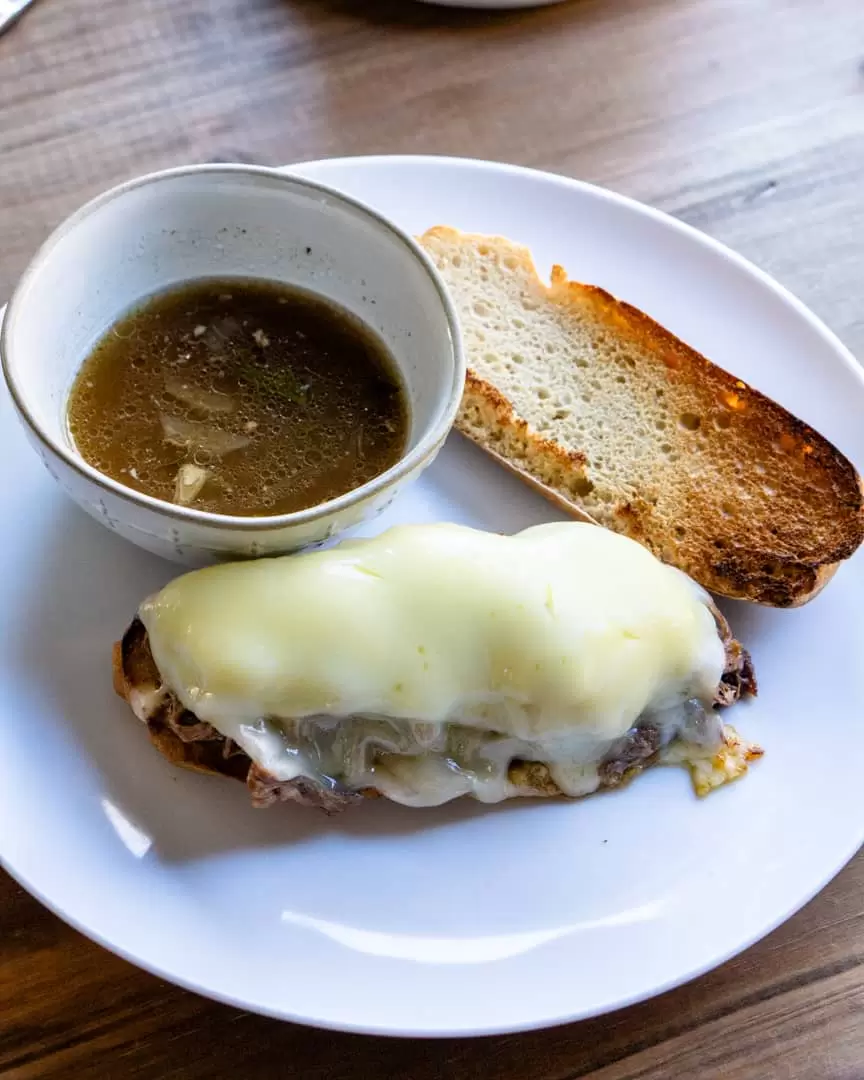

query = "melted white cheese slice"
[[140, 522, 725, 804]]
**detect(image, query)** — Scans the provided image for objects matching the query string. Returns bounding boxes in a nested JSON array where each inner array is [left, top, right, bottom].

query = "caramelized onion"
[[173, 464, 210, 506], [160, 414, 251, 457], [165, 376, 235, 415]]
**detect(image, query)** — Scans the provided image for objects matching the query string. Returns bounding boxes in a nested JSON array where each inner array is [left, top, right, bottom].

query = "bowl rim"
[[0, 163, 465, 531]]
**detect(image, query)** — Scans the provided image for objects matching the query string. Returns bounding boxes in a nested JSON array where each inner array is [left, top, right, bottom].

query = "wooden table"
[[2, 1, 863, 1076]]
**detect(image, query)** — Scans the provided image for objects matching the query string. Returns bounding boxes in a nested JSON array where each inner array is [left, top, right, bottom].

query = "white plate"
[[1, 156, 863, 1037]]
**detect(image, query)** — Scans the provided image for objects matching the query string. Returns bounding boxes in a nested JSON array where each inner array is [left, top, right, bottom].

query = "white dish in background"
[[1, 155, 863, 1037]]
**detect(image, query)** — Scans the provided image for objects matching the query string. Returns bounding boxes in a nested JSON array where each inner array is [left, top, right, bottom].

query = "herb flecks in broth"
[[67, 279, 408, 516]]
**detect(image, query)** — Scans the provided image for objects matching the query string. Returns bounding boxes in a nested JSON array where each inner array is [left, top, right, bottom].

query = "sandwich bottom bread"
[[113, 523, 760, 812]]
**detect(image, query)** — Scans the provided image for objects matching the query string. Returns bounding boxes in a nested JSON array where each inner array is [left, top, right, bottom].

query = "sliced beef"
[[246, 765, 362, 813], [598, 725, 662, 787], [708, 601, 758, 706]]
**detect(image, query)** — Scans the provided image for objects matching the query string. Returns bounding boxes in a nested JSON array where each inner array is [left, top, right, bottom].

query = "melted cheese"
[[140, 522, 726, 805]]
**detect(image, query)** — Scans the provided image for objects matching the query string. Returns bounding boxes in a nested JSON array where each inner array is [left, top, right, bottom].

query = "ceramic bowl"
[[0, 164, 464, 564]]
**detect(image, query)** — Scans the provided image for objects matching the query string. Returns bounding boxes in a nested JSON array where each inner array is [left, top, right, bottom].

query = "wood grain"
[[1, 0, 862, 1076]]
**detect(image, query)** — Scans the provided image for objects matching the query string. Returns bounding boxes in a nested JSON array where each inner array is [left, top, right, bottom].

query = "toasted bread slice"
[[421, 226, 864, 606]]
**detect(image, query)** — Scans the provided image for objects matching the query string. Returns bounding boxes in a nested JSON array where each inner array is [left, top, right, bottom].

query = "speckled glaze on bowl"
[[0, 165, 464, 564]]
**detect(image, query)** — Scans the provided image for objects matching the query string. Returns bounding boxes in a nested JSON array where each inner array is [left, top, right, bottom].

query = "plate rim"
[[286, 153, 863, 391], [2, 153, 863, 1038]]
